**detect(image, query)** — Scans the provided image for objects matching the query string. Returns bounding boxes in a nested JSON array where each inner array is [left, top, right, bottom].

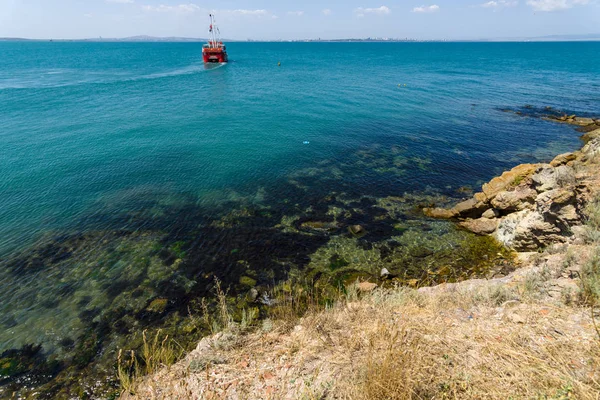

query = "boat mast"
[[209, 14, 220, 47]]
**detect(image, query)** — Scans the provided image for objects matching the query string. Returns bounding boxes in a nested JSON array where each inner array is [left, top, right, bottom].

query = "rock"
[[550, 152, 576, 167], [531, 165, 575, 192], [248, 288, 259, 302], [570, 225, 588, 240], [482, 208, 499, 219], [423, 207, 456, 219], [490, 187, 537, 212], [539, 188, 575, 206], [380, 268, 391, 278], [581, 128, 600, 144], [581, 133, 600, 160], [458, 218, 498, 235], [506, 313, 525, 324], [348, 224, 366, 237], [531, 166, 555, 192], [357, 282, 378, 292], [573, 117, 595, 126], [474, 192, 487, 202], [456, 186, 473, 194], [481, 163, 539, 200], [300, 221, 339, 233], [451, 198, 488, 218], [536, 189, 579, 224], [495, 210, 565, 251]]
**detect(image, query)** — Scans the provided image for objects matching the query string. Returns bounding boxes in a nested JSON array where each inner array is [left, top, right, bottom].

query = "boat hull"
[[202, 49, 228, 63]]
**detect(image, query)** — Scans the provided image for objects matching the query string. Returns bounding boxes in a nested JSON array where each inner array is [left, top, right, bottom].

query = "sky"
[[0, 0, 598, 40]]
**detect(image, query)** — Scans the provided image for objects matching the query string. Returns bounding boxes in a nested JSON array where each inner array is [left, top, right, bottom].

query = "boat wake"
[[0, 63, 225, 90]]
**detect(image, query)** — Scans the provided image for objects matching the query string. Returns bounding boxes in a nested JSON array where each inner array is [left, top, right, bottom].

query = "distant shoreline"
[[1, 36, 600, 43]]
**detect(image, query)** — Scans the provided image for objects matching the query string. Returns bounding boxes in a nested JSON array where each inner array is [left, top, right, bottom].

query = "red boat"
[[202, 14, 228, 63]]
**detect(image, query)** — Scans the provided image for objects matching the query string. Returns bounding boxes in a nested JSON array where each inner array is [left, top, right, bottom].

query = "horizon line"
[[1, 34, 600, 43]]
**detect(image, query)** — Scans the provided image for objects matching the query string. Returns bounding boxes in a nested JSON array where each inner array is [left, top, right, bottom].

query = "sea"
[[1, 41, 599, 397]]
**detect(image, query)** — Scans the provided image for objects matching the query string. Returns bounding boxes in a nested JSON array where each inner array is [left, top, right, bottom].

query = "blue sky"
[[0, 0, 598, 39]]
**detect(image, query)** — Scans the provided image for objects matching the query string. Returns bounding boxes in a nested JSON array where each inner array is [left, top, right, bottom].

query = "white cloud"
[[142, 4, 199, 13], [224, 9, 278, 19], [526, 0, 589, 11], [140, 5, 275, 18], [231, 9, 269, 16], [287, 11, 305, 16], [412, 4, 440, 12], [481, 0, 518, 9], [322, 9, 332, 15], [106, 0, 134, 3], [355, 5, 391, 17]]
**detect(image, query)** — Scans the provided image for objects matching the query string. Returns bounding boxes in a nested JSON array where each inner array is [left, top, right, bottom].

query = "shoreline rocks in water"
[[425, 122, 600, 252]]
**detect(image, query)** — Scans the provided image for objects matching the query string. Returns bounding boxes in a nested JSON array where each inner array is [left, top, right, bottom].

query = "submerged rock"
[[348, 224, 367, 237], [423, 207, 457, 219], [572, 117, 596, 126], [299, 220, 340, 233]]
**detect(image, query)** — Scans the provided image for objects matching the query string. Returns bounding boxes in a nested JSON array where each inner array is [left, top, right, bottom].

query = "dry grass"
[[122, 281, 600, 400], [339, 289, 599, 400], [117, 330, 183, 395]]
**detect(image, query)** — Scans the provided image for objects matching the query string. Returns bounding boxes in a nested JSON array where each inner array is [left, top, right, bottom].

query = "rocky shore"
[[122, 112, 600, 399], [424, 116, 600, 251]]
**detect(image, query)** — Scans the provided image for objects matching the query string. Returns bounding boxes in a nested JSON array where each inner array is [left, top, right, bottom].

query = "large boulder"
[[481, 164, 539, 200], [451, 198, 488, 218], [531, 165, 575, 193], [423, 207, 457, 219], [490, 186, 537, 212], [458, 218, 498, 235], [572, 117, 596, 126], [536, 189, 580, 224], [495, 210, 566, 251]]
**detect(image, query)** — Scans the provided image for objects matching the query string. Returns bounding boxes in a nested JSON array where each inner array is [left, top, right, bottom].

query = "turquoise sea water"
[[1, 41, 599, 396]]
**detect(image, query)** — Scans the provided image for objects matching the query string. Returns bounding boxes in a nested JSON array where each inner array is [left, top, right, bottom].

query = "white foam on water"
[[0, 62, 223, 90]]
